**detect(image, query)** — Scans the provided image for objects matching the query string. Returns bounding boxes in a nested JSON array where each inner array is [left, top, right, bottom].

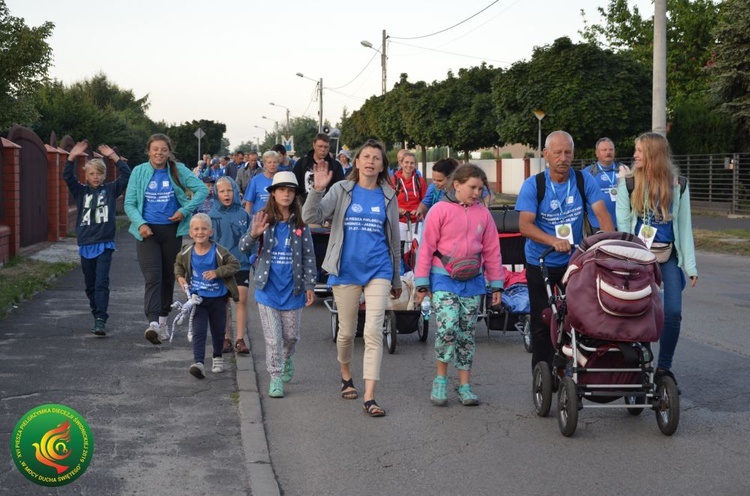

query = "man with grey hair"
[[584, 137, 630, 230], [515, 130, 614, 374]]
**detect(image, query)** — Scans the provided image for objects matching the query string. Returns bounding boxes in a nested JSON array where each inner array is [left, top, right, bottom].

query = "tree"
[[492, 37, 651, 151], [448, 64, 504, 159], [32, 74, 158, 163], [0, 1, 54, 130], [710, 0, 750, 150], [668, 97, 736, 154], [163, 119, 227, 167], [580, 0, 720, 107]]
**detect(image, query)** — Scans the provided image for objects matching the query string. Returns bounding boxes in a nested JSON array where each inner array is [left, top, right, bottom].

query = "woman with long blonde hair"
[[616, 132, 697, 383]]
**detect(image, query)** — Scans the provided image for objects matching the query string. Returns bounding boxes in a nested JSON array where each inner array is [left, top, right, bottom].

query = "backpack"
[[535, 170, 594, 238], [625, 175, 688, 198]]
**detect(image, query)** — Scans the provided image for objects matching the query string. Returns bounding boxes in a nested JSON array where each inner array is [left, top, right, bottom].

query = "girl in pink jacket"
[[415, 164, 504, 406]]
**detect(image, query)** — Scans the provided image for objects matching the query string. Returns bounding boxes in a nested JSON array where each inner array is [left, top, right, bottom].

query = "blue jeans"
[[658, 250, 686, 370], [80, 249, 113, 321]]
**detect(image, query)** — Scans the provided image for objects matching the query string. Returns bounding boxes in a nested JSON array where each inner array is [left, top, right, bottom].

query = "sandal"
[[363, 399, 386, 417], [222, 339, 233, 353], [235, 339, 250, 355], [340, 378, 358, 400]]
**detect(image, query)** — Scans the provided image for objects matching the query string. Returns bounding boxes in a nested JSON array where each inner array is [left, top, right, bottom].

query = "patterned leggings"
[[432, 291, 481, 370], [257, 304, 302, 378]]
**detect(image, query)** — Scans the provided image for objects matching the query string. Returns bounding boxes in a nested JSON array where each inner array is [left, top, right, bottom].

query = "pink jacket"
[[414, 199, 504, 290]]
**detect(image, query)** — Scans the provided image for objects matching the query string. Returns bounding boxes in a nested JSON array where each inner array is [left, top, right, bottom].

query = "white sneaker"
[[158, 323, 169, 341], [189, 362, 205, 379], [144, 322, 161, 345], [212, 357, 224, 373]]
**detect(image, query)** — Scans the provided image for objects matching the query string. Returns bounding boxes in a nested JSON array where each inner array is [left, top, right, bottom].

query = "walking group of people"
[[63, 127, 696, 418]]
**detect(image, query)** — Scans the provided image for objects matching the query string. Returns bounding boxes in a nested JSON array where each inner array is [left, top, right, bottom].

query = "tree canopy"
[[0, 0, 54, 129], [493, 37, 651, 152]]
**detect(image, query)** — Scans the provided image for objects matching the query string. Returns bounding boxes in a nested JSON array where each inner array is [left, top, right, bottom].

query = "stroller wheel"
[[330, 312, 338, 342], [655, 376, 680, 436], [532, 362, 553, 417], [557, 377, 579, 437], [624, 394, 646, 416], [522, 316, 533, 353], [417, 315, 429, 342], [383, 311, 397, 354]]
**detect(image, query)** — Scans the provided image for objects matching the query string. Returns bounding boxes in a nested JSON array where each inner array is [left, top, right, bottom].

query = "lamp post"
[[269, 102, 291, 133], [360, 29, 387, 95], [296, 72, 323, 133], [533, 110, 546, 160], [261, 116, 280, 144]]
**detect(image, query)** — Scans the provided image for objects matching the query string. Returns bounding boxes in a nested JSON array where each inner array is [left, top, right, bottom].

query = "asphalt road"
[[1, 230, 748, 495], [256, 249, 750, 496]]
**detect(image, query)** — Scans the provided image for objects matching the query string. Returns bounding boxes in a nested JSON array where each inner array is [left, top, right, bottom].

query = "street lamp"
[[360, 29, 387, 95], [533, 110, 546, 160], [269, 102, 291, 132], [296, 72, 323, 133]]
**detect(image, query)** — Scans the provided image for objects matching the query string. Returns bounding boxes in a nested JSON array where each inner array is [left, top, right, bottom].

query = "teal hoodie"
[[124, 161, 208, 240]]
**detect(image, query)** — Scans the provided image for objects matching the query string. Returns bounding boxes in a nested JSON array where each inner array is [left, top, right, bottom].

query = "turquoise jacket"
[[125, 161, 208, 240], [616, 178, 698, 278]]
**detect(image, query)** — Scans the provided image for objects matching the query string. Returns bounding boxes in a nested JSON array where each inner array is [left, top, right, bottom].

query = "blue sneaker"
[[431, 376, 448, 406], [457, 383, 479, 406]]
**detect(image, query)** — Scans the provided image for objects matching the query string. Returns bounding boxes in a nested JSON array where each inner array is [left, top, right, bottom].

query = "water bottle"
[[421, 296, 432, 319]]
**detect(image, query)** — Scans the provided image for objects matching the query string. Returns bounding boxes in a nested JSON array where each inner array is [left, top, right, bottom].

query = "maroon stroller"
[[532, 232, 680, 437]]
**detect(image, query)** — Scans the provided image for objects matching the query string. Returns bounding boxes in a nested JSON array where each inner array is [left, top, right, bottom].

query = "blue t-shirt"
[[429, 273, 486, 298], [190, 244, 228, 298], [515, 169, 604, 267], [243, 174, 272, 214], [587, 163, 618, 229], [254, 223, 306, 310], [328, 185, 392, 285], [143, 169, 181, 225], [635, 207, 675, 244], [79, 241, 116, 259]]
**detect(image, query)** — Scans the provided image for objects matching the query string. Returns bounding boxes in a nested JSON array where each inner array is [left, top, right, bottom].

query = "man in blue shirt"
[[516, 130, 614, 374], [584, 137, 630, 230]]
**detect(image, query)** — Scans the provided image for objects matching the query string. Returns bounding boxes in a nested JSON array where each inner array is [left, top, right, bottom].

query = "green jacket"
[[616, 178, 698, 278], [124, 161, 208, 240], [174, 241, 240, 302]]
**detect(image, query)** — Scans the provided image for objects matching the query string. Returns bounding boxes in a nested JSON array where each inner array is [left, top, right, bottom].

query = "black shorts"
[[234, 270, 250, 288]]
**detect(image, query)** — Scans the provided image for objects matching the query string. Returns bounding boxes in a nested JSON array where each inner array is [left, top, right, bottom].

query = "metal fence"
[[576, 153, 750, 216]]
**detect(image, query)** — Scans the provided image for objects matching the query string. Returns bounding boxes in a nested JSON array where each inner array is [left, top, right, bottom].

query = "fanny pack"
[[434, 250, 481, 281], [650, 242, 673, 264]]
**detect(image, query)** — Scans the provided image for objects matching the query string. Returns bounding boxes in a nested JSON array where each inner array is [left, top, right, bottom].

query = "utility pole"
[[318, 78, 324, 133], [653, 0, 667, 135], [381, 29, 387, 95]]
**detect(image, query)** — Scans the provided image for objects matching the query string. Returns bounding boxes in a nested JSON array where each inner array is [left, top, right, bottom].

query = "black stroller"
[[532, 232, 680, 437]]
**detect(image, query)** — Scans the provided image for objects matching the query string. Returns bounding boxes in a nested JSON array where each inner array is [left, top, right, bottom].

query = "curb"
[[236, 353, 281, 495]]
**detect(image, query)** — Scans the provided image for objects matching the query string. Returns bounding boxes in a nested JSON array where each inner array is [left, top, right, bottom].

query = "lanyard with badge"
[[598, 162, 618, 202], [548, 173, 574, 243], [637, 188, 658, 248]]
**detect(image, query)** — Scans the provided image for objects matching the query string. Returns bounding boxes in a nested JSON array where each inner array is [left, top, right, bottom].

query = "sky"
[[9, 0, 654, 152]]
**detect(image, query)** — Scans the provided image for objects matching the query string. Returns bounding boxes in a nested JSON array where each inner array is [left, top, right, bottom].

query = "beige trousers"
[[333, 279, 391, 381]]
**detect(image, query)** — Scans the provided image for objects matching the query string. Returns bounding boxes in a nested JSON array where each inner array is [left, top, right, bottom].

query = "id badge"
[[609, 188, 618, 202], [555, 223, 574, 244], [638, 224, 657, 249]]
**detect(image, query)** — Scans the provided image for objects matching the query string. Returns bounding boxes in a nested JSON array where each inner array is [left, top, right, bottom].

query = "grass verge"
[[693, 229, 750, 257], [0, 258, 77, 319]]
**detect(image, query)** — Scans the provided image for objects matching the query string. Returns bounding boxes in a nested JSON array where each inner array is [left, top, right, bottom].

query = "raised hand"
[[312, 161, 333, 191], [68, 140, 89, 160], [97, 144, 119, 161], [251, 211, 269, 238]]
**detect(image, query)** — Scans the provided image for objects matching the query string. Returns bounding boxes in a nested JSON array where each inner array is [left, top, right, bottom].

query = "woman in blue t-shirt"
[[124, 134, 208, 345], [302, 139, 402, 417]]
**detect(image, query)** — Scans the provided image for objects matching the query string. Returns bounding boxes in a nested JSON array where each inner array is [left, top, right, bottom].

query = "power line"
[[327, 48, 380, 90], [389, 0, 501, 41], [390, 40, 513, 66]]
